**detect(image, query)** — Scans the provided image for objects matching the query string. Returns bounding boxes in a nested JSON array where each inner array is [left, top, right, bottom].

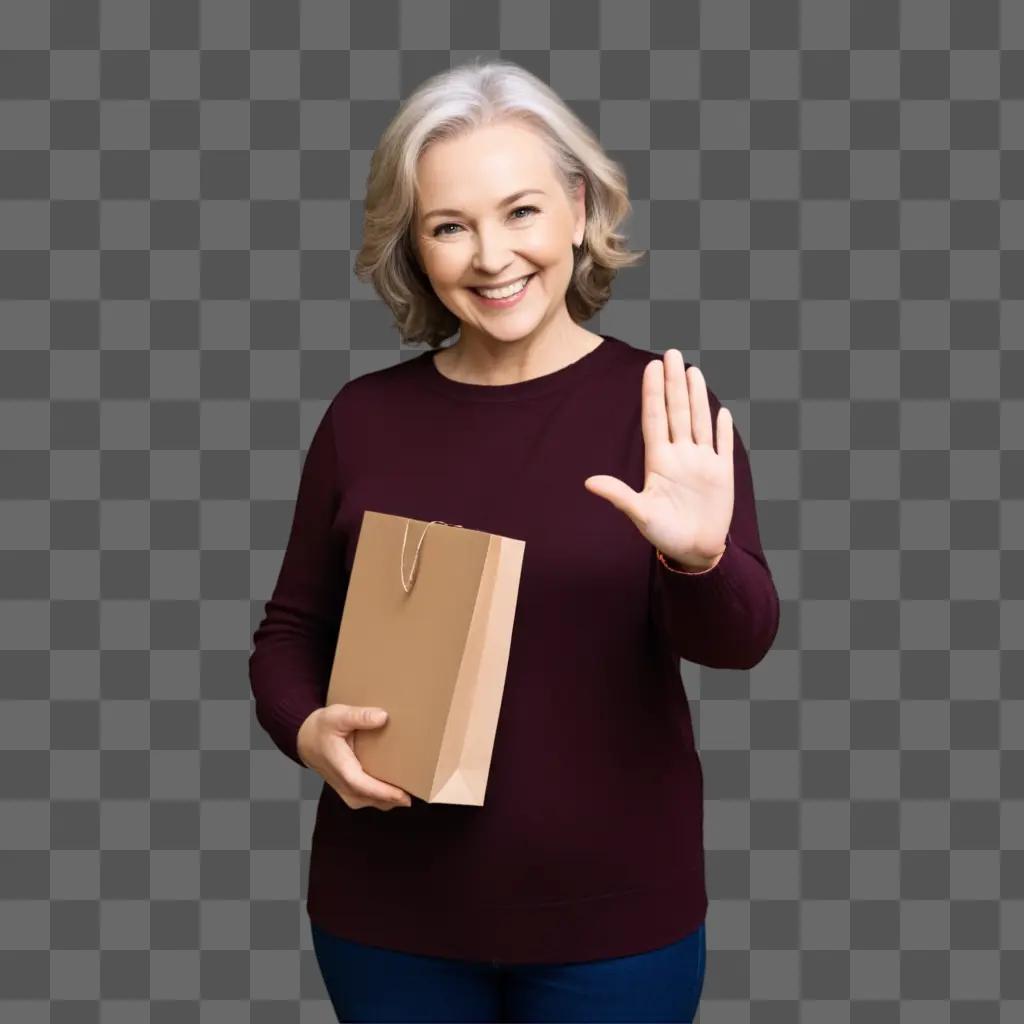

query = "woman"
[[249, 58, 780, 1023]]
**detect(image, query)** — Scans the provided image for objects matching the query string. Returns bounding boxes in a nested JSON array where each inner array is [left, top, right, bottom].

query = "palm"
[[584, 350, 734, 566]]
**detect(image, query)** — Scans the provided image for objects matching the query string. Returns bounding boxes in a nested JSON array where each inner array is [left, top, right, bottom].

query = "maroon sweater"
[[249, 334, 779, 964]]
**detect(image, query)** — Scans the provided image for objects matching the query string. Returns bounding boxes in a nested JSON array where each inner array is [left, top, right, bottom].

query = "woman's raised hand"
[[584, 349, 734, 572]]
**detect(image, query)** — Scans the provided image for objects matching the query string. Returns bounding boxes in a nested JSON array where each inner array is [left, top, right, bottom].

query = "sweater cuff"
[[654, 531, 741, 600]]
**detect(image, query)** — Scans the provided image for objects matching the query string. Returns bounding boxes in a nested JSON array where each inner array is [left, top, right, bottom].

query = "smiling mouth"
[[468, 274, 535, 297]]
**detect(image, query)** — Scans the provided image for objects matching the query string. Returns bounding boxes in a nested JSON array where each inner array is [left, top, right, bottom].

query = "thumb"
[[356, 706, 389, 728], [584, 475, 643, 523], [328, 704, 388, 730]]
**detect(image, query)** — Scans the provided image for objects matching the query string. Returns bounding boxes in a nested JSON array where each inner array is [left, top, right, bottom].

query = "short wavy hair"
[[354, 58, 647, 349]]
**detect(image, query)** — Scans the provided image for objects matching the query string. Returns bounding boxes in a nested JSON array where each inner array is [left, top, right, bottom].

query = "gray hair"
[[354, 58, 647, 349]]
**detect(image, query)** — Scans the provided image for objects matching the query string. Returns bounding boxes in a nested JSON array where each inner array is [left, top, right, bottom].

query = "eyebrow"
[[422, 189, 546, 221]]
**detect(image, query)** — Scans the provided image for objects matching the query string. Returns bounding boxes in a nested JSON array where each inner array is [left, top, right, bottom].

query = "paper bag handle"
[[401, 518, 463, 594]]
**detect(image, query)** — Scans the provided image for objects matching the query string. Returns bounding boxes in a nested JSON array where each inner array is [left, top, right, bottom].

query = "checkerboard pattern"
[[1, 0, 1021, 1020]]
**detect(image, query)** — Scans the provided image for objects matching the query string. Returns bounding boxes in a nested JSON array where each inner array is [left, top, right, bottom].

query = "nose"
[[470, 226, 516, 276]]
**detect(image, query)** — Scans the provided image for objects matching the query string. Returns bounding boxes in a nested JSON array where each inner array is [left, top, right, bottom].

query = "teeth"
[[475, 276, 530, 299]]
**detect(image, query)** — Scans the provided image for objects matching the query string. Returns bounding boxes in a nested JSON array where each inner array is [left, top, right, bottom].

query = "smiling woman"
[[245, 56, 776, 1024], [353, 58, 646, 363]]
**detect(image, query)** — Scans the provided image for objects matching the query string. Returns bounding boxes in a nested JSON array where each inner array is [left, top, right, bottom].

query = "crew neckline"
[[418, 334, 619, 403]]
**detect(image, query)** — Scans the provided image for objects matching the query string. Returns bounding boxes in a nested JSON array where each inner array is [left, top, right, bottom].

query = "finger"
[[341, 789, 402, 811], [349, 764, 410, 806], [686, 364, 714, 447], [642, 358, 670, 452], [717, 405, 734, 468], [343, 793, 400, 812], [583, 474, 644, 527], [367, 797, 406, 811], [662, 349, 692, 446], [331, 736, 411, 805]]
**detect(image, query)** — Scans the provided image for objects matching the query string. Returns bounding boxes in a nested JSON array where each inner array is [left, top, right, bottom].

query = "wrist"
[[657, 545, 725, 575]]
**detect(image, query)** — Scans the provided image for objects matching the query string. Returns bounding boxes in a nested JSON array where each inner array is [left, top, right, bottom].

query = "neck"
[[440, 320, 602, 387]]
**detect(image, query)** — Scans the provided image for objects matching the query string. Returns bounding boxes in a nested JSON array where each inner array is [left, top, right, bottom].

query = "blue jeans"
[[310, 918, 706, 1023]]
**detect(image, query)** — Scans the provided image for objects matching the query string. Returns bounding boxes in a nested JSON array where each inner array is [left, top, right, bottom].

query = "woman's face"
[[412, 123, 585, 347]]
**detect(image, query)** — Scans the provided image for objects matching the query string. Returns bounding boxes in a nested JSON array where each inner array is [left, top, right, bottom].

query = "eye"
[[510, 204, 539, 220], [431, 205, 540, 238]]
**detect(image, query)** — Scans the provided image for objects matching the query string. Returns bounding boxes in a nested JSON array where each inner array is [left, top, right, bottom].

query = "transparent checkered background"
[[1, 0, 1022, 1021]]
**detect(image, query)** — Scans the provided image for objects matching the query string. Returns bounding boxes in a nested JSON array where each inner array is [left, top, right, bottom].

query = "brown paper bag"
[[325, 510, 526, 806]]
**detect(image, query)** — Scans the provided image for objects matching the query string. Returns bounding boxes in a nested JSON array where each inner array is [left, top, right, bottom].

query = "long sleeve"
[[249, 396, 349, 767], [649, 382, 780, 670]]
